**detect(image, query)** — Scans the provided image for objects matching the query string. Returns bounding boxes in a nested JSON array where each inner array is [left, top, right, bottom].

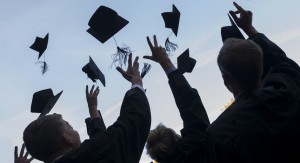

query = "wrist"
[[89, 109, 100, 119], [243, 26, 258, 38], [131, 80, 143, 87], [160, 59, 174, 70]]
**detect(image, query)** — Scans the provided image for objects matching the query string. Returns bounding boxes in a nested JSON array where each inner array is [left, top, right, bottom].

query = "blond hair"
[[146, 124, 181, 162]]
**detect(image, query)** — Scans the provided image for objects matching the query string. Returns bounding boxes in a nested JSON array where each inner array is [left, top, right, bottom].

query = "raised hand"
[[117, 53, 142, 86], [86, 85, 100, 119], [229, 2, 258, 37], [144, 35, 174, 70], [14, 144, 34, 163]]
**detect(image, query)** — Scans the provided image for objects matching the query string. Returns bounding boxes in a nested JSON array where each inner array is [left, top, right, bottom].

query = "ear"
[[222, 73, 230, 86], [222, 73, 233, 93], [63, 134, 74, 145]]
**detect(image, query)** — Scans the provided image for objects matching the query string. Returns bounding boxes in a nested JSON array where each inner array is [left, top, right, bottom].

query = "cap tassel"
[[165, 38, 178, 52], [141, 63, 151, 78], [111, 45, 131, 68], [36, 61, 48, 75]]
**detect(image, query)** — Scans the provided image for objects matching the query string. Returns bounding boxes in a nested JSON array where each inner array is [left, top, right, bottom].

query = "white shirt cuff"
[[164, 66, 177, 75], [131, 84, 145, 93]]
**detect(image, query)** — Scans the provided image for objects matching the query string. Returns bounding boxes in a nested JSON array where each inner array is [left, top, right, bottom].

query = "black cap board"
[[177, 49, 196, 74], [30, 33, 49, 59], [87, 5, 129, 43], [31, 89, 63, 118], [221, 14, 245, 42], [82, 56, 106, 86], [161, 4, 180, 36]]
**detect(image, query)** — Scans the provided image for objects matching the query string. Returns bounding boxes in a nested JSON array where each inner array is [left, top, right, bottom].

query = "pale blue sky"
[[0, 0, 300, 162]]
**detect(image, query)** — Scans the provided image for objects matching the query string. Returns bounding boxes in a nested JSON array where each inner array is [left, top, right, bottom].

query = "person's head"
[[218, 38, 263, 95], [146, 123, 181, 163], [23, 114, 81, 162]]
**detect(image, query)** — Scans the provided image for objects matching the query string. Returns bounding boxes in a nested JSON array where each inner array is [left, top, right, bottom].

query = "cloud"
[[272, 28, 300, 44]]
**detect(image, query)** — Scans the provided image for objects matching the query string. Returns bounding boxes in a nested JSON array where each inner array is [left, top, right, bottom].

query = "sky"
[[0, 0, 300, 162]]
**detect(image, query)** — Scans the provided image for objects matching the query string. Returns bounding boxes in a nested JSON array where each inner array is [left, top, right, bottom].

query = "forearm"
[[85, 115, 106, 138], [243, 25, 258, 38], [249, 33, 287, 76], [89, 107, 101, 119], [168, 70, 210, 129], [160, 58, 176, 75]]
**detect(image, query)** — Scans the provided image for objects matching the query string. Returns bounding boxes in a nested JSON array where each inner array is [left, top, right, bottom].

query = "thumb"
[[116, 67, 125, 75], [143, 55, 154, 60], [229, 10, 239, 23], [116, 67, 132, 80]]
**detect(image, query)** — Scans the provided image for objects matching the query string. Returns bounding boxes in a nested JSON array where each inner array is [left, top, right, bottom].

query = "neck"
[[46, 147, 72, 163], [232, 82, 261, 98], [231, 86, 242, 98]]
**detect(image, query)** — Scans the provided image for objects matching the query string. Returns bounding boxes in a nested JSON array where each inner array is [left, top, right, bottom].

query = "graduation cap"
[[161, 4, 180, 52], [177, 49, 196, 74], [87, 5, 131, 68], [87, 5, 129, 43], [30, 33, 49, 75], [31, 89, 63, 118], [82, 56, 106, 86], [30, 33, 49, 59], [221, 14, 245, 42]]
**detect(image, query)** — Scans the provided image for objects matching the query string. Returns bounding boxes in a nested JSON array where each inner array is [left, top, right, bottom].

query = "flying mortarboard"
[[221, 14, 245, 42], [82, 56, 106, 87], [87, 5, 129, 44], [177, 49, 196, 74], [87, 6, 131, 68], [30, 33, 49, 75], [161, 4, 180, 53], [31, 89, 63, 118], [30, 33, 49, 59]]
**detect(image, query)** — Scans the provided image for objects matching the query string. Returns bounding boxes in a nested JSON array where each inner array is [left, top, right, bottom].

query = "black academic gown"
[[54, 87, 151, 163], [167, 70, 210, 163], [85, 110, 106, 138], [204, 33, 300, 163]]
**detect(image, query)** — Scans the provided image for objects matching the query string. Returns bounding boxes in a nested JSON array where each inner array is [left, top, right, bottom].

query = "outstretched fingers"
[[20, 144, 25, 157], [153, 35, 158, 47], [147, 36, 154, 52], [89, 85, 95, 95], [233, 1, 245, 12], [133, 56, 139, 70], [128, 53, 133, 68], [94, 87, 100, 96]]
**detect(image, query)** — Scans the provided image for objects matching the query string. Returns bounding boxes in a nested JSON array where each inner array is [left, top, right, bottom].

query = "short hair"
[[146, 124, 181, 163], [218, 38, 263, 89], [23, 114, 65, 161]]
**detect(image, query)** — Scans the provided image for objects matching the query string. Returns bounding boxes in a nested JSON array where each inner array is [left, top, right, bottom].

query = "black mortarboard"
[[82, 56, 106, 86], [30, 33, 50, 75], [161, 4, 180, 53], [30, 33, 49, 59], [87, 5, 129, 44], [177, 49, 196, 74], [87, 5, 131, 68], [31, 89, 63, 118], [221, 14, 245, 42], [161, 4, 180, 36]]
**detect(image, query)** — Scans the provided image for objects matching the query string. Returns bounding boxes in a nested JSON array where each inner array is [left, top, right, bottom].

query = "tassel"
[[141, 63, 151, 78], [111, 44, 131, 68], [36, 61, 48, 75], [165, 38, 178, 52]]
